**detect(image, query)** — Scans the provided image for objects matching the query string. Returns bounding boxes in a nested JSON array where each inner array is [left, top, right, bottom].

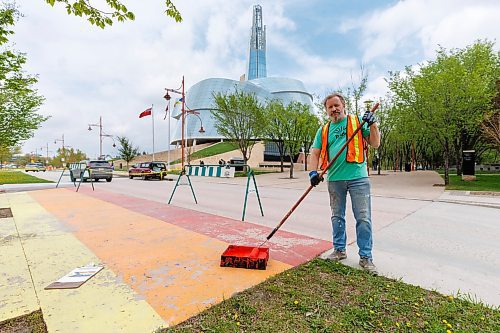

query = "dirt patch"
[[0, 309, 48, 333], [0, 207, 13, 218]]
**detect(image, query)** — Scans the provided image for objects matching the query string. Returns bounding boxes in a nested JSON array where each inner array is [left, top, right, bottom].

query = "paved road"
[[6, 169, 500, 306]]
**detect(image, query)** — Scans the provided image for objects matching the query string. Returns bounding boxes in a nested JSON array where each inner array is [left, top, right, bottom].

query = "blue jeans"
[[328, 177, 373, 258]]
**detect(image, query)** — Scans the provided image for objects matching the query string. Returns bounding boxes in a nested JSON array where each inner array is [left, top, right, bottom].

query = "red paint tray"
[[220, 245, 269, 270]]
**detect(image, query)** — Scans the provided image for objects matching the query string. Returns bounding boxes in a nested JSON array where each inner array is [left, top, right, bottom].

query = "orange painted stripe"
[[74, 187, 333, 266], [30, 189, 291, 325]]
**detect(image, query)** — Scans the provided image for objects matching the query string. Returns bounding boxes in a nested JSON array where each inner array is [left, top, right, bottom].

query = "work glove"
[[362, 110, 376, 126], [309, 171, 324, 187]]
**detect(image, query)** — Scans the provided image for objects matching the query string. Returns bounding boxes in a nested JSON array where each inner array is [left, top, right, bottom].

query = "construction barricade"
[[168, 163, 264, 221], [56, 163, 96, 192]]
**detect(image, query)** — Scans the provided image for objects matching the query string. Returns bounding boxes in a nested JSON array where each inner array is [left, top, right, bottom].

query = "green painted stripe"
[[208, 167, 214, 177], [216, 167, 222, 177]]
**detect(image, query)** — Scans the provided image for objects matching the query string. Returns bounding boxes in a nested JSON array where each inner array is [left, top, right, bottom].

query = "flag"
[[139, 108, 152, 118], [174, 97, 183, 107]]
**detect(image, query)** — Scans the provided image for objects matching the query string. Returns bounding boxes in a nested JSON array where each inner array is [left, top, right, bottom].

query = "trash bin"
[[229, 157, 245, 171], [462, 150, 475, 176]]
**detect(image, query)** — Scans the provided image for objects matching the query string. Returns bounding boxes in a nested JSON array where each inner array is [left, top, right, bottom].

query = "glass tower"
[[247, 5, 266, 80], [170, 5, 314, 147]]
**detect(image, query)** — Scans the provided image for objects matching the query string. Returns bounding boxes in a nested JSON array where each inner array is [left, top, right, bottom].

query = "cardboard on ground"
[[45, 264, 103, 289]]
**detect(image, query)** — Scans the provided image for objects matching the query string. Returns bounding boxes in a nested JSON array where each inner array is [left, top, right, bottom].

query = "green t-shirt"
[[312, 116, 370, 181]]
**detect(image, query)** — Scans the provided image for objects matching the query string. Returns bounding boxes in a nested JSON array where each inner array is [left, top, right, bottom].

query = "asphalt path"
[[21, 169, 500, 306]]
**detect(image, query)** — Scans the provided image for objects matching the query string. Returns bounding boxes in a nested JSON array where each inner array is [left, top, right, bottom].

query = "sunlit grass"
[[0, 171, 52, 184], [442, 174, 500, 192], [170, 141, 240, 165], [163, 259, 499, 332]]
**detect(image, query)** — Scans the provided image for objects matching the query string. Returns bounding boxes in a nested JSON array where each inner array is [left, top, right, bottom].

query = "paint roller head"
[[220, 245, 269, 270]]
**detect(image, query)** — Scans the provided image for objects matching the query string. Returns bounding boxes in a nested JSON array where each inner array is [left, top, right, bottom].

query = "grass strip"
[[0, 171, 53, 184], [170, 142, 240, 165], [0, 309, 47, 333], [163, 259, 499, 332], [442, 174, 500, 192]]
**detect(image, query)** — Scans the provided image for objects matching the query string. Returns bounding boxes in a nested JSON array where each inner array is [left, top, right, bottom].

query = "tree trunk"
[[454, 136, 463, 176], [303, 144, 309, 171], [289, 155, 294, 178], [377, 153, 382, 175], [277, 141, 285, 173], [240, 156, 247, 174], [443, 140, 450, 185]]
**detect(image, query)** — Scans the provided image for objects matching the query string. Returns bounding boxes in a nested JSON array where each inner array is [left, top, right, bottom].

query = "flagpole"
[[152, 104, 155, 161], [167, 104, 171, 170]]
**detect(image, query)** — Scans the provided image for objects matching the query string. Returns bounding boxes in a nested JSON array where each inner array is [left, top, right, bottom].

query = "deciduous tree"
[[212, 90, 265, 168], [116, 136, 139, 169], [387, 41, 499, 184], [0, 5, 46, 149], [44, 0, 182, 28]]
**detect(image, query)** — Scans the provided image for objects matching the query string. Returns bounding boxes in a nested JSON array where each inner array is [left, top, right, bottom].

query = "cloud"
[[10, 0, 500, 157], [419, 5, 500, 57], [342, 0, 500, 63], [13, 1, 260, 157]]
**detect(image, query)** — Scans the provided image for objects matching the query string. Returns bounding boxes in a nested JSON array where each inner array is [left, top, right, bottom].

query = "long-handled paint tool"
[[220, 103, 380, 270]]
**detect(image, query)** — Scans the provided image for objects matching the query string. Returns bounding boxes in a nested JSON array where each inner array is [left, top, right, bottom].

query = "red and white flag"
[[139, 108, 152, 118]]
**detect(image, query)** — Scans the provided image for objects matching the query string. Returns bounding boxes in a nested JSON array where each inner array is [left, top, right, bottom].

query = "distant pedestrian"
[[309, 93, 380, 275]]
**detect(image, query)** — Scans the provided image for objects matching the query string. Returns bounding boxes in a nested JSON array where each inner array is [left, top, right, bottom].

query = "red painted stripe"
[[76, 187, 332, 266]]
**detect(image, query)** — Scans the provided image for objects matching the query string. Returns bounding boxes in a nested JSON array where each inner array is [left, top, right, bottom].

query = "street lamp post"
[[40, 143, 51, 165], [164, 76, 186, 168], [88, 116, 115, 159], [54, 134, 65, 166], [164, 77, 206, 168]]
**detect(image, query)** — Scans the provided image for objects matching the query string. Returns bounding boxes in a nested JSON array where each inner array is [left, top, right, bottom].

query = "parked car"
[[128, 162, 168, 180], [25, 163, 46, 172], [70, 160, 113, 182]]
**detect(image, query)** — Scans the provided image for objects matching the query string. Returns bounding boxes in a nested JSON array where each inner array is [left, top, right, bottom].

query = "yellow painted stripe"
[[31, 189, 292, 326], [0, 194, 39, 321], [6, 191, 166, 332]]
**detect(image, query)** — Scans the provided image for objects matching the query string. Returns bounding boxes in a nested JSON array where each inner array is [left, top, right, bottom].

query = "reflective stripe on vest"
[[346, 115, 365, 163], [319, 122, 330, 170], [319, 115, 364, 169]]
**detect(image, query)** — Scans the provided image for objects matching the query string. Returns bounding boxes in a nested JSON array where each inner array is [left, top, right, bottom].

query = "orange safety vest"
[[319, 115, 365, 170]]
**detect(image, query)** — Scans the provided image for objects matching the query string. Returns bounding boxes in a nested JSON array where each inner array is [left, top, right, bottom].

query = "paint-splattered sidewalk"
[[0, 187, 331, 331]]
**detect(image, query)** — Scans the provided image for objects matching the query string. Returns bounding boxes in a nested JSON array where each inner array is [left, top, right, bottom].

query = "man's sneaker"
[[327, 249, 347, 262], [359, 257, 378, 275]]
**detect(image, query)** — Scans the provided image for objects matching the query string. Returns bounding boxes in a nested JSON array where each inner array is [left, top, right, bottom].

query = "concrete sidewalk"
[[160, 170, 500, 306], [0, 187, 331, 331]]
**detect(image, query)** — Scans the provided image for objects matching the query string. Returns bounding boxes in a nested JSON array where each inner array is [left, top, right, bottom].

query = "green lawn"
[[163, 259, 499, 332], [0, 171, 53, 184], [442, 174, 500, 192], [170, 141, 240, 165]]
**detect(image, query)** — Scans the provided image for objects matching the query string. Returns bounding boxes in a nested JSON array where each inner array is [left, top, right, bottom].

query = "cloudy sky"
[[12, 0, 500, 159]]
